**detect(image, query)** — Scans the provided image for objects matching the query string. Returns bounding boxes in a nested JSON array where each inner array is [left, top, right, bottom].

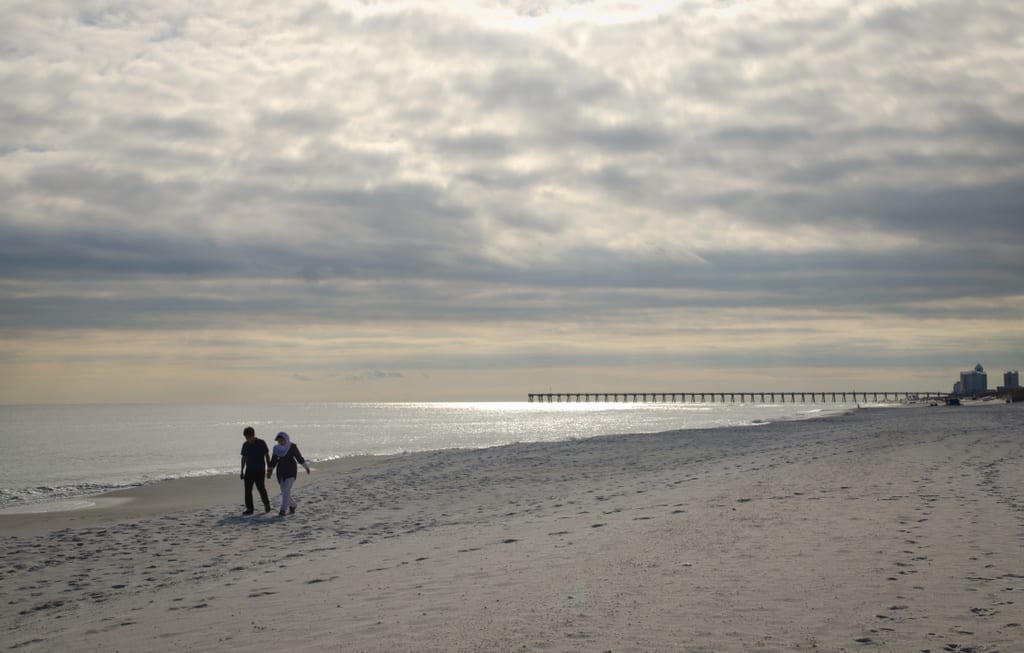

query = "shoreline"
[[0, 453, 398, 537], [0, 401, 975, 527], [0, 402, 866, 522]]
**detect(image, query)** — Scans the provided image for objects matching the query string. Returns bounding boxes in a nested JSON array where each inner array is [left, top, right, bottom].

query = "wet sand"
[[1, 403, 1021, 652]]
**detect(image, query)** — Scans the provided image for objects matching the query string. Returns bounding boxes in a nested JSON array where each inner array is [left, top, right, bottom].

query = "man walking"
[[240, 426, 272, 515]]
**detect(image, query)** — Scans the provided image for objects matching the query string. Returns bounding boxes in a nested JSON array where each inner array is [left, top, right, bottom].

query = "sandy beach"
[[1, 403, 1021, 652]]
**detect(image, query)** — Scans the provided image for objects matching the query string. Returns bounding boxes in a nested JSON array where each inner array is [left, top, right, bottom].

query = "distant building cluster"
[[953, 363, 1021, 396]]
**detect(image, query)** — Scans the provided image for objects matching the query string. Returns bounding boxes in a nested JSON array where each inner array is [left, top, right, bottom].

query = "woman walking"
[[267, 432, 310, 516]]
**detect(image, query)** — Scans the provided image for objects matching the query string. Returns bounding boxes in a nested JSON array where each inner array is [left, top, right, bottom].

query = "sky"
[[1, 0, 1022, 404]]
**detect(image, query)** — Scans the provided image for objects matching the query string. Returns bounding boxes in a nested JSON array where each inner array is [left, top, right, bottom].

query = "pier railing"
[[527, 391, 948, 404]]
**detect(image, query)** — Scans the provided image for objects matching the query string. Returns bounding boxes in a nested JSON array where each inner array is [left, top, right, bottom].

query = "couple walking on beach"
[[240, 427, 311, 516]]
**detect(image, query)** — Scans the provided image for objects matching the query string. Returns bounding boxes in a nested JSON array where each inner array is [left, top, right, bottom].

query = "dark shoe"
[[278, 511, 287, 517], [242, 510, 254, 516], [264, 506, 272, 513], [289, 506, 296, 514]]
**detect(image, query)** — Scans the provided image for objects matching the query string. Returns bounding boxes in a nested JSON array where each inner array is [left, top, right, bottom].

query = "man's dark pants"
[[244, 472, 271, 512]]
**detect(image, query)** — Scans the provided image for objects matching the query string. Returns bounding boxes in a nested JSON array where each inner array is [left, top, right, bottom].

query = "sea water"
[[0, 401, 860, 510]]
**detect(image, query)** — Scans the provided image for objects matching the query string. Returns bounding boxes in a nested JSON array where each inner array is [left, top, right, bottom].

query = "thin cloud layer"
[[1, 0, 1021, 402]]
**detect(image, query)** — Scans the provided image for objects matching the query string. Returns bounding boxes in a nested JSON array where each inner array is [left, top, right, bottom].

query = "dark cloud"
[[118, 115, 224, 142], [346, 370, 405, 382], [254, 108, 345, 135]]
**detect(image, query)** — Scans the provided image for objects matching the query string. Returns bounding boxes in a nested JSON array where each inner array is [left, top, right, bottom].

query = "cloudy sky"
[[1, 0, 1021, 404]]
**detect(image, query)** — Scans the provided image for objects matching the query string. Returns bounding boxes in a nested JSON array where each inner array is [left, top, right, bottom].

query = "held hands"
[[266, 470, 273, 479]]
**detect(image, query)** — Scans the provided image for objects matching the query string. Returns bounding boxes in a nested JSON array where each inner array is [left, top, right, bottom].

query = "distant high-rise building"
[[1005, 370, 1020, 390], [959, 364, 988, 396]]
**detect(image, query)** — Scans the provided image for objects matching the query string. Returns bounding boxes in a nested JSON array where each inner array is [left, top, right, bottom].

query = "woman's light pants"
[[278, 476, 297, 513]]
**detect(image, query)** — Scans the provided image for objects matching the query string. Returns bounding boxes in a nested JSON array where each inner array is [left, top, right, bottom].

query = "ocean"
[[0, 400, 860, 511]]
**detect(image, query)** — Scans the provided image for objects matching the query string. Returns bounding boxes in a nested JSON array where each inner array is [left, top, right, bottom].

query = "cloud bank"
[[1, 0, 1021, 402]]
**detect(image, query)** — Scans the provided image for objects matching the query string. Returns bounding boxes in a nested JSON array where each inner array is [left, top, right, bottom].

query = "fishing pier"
[[527, 391, 947, 404]]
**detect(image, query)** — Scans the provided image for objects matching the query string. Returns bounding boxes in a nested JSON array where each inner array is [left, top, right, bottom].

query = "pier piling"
[[527, 391, 946, 404]]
